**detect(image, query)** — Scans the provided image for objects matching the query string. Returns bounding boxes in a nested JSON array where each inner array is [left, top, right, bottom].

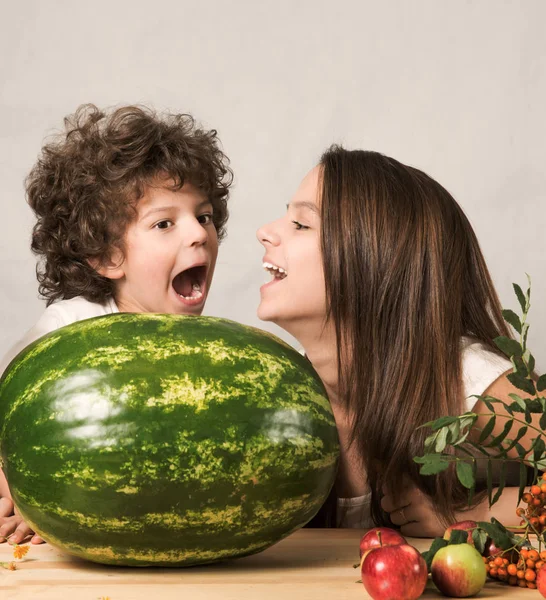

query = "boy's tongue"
[[173, 268, 203, 298]]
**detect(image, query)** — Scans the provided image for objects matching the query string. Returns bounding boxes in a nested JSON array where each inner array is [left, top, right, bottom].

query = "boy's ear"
[[88, 250, 125, 280]]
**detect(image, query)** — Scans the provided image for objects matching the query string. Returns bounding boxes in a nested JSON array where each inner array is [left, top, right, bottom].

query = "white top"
[[336, 336, 513, 528], [0, 296, 118, 377]]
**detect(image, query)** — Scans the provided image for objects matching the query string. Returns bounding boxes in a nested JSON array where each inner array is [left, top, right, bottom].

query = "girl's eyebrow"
[[286, 201, 319, 214]]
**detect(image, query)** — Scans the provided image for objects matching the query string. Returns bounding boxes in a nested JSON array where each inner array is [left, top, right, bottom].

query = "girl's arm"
[[383, 485, 522, 538]]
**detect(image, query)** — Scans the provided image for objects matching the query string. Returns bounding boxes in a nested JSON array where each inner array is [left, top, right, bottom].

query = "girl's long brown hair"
[[318, 146, 511, 526]]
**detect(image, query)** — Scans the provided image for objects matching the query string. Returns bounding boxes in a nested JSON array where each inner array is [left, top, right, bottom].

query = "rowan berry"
[[516, 507, 525, 517], [539, 515, 546, 526], [521, 549, 530, 559], [542, 472, 546, 481], [525, 569, 536, 582], [528, 549, 540, 562], [517, 569, 526, 579], [489, 567, 498, 577], [526, 559, 536, 569], [494, 556, 504, 566], [541, 484, 546, 493], [507, 563, 518, 576], [508, 575, 518, 586], [527, 582, 537, 589], [540, 551, 546, 561], [502, 557, 509, 566], [533, 498, 542, 507], [536, 560, 545, 570], [531, 485, 541, 496], [523, 492, 533, 503], [518, 578, 528, 587]]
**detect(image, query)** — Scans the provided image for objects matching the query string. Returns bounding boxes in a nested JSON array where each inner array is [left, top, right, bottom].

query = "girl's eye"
[[154, 220, 174, 230], [198, 213, 214, 225], [292, 220, 309, 231]]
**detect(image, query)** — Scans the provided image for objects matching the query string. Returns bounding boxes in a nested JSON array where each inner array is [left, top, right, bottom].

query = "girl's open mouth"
[[172, 265, 208, 306]]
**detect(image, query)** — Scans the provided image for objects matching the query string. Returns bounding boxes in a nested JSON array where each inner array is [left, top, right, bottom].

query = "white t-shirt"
[[0, 296, 118, 377], [336, 336, 513, 528]]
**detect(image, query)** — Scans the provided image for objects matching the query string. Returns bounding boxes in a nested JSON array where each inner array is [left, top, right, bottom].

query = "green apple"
[[431, 543, 486, 597]]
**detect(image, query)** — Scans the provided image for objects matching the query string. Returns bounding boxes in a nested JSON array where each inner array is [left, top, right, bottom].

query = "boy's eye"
[[198, 213, 214, 225], [154, 219, 174, 230], [292, 220, 309, 231]]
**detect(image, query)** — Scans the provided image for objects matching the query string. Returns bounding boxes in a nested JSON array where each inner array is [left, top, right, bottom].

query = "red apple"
[[443, 520, 478, 545], [482, 538, 517, 562], [431, 543, 487, 597], [361, 543, 427, 600], [537, 563, 546, 598], [359, 527, 406, 557]]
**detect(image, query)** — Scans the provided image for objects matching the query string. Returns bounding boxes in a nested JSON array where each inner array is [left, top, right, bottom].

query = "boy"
[[0, 103, 232, 544]]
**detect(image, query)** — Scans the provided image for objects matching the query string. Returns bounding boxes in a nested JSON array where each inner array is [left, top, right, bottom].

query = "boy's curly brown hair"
[[26, 103, 233, 306]]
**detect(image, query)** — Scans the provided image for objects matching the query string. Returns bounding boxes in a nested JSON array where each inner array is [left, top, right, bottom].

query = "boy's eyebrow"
[[286, 201, 319, 214], [140, 200, 213, 221]]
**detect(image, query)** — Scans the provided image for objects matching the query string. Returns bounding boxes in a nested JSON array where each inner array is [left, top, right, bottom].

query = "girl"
[[257, 146, 537, 537]]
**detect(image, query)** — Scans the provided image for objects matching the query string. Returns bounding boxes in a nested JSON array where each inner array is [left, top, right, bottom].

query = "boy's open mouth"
[[172, 265, 207, 301]]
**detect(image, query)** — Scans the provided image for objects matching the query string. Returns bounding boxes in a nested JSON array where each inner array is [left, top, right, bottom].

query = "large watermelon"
[[0, 314, 338, 566]]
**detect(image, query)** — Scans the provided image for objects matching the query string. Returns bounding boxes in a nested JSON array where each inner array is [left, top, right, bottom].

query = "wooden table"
[[0, 529, 526, 600]]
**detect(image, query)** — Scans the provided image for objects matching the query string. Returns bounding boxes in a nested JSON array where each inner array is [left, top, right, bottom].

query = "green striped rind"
[[0, 314, 338, 566]]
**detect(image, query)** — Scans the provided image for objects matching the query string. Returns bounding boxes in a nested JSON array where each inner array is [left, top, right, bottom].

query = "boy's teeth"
[[179, 290, 203, 300], [192, 283, 201, 291]]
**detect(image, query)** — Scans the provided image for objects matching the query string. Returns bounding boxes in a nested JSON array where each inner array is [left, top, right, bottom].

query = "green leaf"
[[467, 460, 477, 506], [447, 420, 460, 444], [523, 322, 530, 352], [456, 460, 474, 490], [523, 349, 535, 374], [429, 416, 459, 431], [472, 528, 488, 554], [419, 459, 451, 476], [476, 521, 513, 550], [506, 372, 536, 396], [498, 426, 527, 456], [533, 437, 546, 465], [537, 374, 546, 393], [508, 393, 527, 410], [435, 427, 449, 453], [511, 355, 529, 378], [540, 411, 546, 431], [478, 415, 496, 443], [526, 398, 543, 413], [513, 283, 527, 313], [413, 454, 452, 475], [502, 309, 522, 334], [494, 336, 523, 358], [448, 529, 469, 545], [422, 537, 449, 572], [518, 462, 527, 504], [491, 461, 506, 507], [424, 431, 439, 451], [485, 420, 513, 448]]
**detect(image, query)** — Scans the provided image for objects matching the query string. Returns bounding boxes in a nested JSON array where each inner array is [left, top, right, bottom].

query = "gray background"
[[1, 0, 545, 368]]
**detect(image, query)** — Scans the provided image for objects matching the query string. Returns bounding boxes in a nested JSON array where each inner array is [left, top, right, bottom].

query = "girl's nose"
[[256, 221, 280, 246]]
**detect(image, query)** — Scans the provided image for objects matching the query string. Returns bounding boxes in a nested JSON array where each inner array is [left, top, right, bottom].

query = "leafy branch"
[[414, 276, 546, 507]]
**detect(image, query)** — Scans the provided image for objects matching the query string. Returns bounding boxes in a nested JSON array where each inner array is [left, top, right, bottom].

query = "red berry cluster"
[[484, 472, 546, 589], [484, 548, 544, 588], [517, 473, 546, 533]]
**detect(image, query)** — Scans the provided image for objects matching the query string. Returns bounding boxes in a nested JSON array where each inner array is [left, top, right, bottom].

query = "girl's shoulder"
[[460, 336, 512, 409]]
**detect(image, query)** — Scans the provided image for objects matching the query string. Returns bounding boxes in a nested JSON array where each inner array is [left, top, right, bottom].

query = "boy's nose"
[[256, 221, 280, 246], [186, 219, 209, 246]]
